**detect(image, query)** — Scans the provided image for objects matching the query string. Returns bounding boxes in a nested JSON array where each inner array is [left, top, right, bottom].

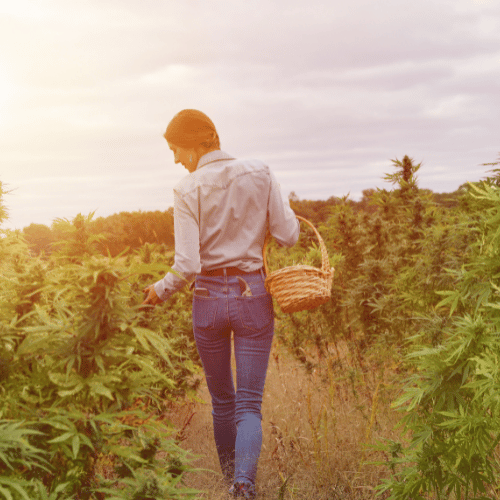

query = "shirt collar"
[[196, 150, 235, 170]]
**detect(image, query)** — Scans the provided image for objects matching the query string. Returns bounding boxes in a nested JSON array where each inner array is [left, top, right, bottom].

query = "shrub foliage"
[[0, 192, 199, 499], [2, 153, 500, 498]]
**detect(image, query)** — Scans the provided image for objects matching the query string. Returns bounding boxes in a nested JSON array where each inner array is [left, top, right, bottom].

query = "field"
[[168, 335, 403, 499], [2, 157, 500, 499]]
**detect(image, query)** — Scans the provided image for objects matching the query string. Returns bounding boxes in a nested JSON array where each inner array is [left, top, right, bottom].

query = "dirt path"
[[168, 340, 398, 499]]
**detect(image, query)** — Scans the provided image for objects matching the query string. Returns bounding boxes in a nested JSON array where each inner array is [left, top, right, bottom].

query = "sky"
[[1, 0, 499, 231]]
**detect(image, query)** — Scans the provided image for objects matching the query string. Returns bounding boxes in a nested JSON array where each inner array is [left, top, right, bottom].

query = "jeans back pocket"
[[193, 296, 218, 330], [236, 293, 273, 331]]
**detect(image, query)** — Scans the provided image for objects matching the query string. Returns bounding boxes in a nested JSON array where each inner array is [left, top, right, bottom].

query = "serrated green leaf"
[[88, 381, 114, 400], [48, 432, 74, 444], [43, 420, 70, 432], [48, 371, 81, 388], [0, 485, 13, 500], [131, 327, 151, 351], [72, 435, 80, 459], [54, 482, 72, 494], [391, 387, 423, 409], [91, 355, 104, 373], [58, 383, 85, 397], [0, 452, 12, 471], [0, 478, 31, 500]]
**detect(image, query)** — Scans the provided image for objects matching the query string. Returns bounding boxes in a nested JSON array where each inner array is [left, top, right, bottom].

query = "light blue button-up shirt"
[[154, 150, 300, 301]]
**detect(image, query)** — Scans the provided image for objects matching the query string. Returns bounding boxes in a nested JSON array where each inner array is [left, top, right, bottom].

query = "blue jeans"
[[192, 270, 274, 485]]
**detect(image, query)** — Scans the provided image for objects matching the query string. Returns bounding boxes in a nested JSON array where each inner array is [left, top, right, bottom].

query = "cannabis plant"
[[377, 180, 500, 499], [0, 212, 200, 499]]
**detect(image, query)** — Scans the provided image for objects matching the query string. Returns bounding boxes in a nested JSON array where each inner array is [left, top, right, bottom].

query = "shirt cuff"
[[153, 280, 173, 302]]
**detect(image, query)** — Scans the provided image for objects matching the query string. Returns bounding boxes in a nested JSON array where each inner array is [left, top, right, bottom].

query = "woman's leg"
[[192, 285, 236, 481], [229, 276, 274, 485]]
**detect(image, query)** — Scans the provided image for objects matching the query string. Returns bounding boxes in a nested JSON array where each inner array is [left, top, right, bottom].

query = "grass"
[[167, 336, 404, 499]]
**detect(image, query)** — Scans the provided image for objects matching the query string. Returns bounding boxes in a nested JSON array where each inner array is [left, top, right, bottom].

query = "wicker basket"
[[263, 216, 335, 313]]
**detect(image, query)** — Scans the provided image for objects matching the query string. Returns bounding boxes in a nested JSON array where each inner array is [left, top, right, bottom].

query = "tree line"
[[20, 179, 461, 258], [22, 209, 175, 257]]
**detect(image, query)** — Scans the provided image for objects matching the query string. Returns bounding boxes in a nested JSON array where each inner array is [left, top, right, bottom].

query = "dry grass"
[[167, 336, 404, 500]]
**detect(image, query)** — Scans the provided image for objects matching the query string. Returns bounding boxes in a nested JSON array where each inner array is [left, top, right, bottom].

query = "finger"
[[141, 291, 158, 306]]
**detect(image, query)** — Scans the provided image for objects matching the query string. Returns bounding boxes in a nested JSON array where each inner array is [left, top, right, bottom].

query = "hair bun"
[[165, 109, 220, 149]]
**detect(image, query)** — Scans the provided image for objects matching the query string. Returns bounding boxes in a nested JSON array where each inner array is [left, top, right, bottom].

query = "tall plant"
[[377, 179, 500, 499], [274, 156, 451, 368], [0, 213, 200, 499]]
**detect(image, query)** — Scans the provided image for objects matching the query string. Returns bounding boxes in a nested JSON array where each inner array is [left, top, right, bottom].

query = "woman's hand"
[[141, 285, 162, 308]]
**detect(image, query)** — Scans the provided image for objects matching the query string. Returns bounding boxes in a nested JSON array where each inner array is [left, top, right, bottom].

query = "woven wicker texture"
[[263, 216, 334, 313]]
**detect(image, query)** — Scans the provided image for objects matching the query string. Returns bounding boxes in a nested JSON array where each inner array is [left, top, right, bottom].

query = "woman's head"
[[164, 109, 220, 149]]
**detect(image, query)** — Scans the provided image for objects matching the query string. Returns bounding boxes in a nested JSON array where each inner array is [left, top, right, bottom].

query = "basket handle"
[[263, 216, 331, 276]]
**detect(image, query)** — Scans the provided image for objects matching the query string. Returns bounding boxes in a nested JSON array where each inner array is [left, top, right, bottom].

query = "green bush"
[[377, 180, 500, 499], [0, 208, 200, 499]]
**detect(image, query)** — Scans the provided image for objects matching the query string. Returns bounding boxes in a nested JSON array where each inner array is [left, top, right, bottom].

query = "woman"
[[142, 109, 299, 498]]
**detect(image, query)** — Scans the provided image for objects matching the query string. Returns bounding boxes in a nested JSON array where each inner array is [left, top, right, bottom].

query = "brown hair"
[[164, 109, 220, 149]]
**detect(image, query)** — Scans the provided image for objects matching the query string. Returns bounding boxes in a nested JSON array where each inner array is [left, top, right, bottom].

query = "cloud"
[[1, 0, 499, 230]]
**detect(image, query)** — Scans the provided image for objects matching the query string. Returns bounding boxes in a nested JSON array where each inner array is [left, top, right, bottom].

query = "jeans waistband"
[[200, 267, 263, 277]]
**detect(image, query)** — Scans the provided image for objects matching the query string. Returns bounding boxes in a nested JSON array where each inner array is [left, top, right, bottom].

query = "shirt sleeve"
[[153, 191, 201, 301], [267, 169, 300, 247]]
